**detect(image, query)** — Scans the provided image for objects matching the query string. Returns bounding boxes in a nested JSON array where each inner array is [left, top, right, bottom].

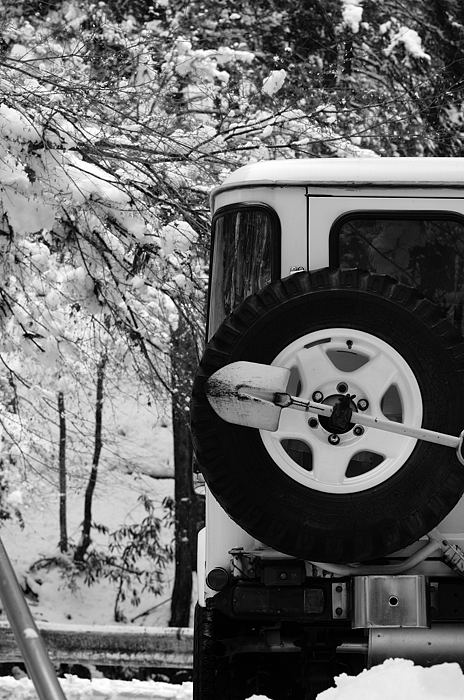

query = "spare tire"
[[191, 268, 464, 563]]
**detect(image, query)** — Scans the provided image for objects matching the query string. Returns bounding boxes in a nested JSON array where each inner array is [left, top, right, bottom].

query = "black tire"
[[191, 268, 464, 563], [193, 604, 230, 700]]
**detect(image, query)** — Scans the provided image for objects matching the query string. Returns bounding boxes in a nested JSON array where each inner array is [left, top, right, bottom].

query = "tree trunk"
[[74, 354, 107, 563], [169, 313, 200, 627], [58, 391, 67, 553]]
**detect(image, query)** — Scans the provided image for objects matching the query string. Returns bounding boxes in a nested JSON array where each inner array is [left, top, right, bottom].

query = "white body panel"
[[202, 159, 464, 597], [204, 489, 257, 601], [197, 527, 206, 606]]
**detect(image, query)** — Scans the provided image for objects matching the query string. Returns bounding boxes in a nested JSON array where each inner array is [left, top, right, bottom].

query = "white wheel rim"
[[260, 328, 423, 494]]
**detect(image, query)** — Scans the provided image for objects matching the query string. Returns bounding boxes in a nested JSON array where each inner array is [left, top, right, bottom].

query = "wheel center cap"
[[319, 394, 357, 434]]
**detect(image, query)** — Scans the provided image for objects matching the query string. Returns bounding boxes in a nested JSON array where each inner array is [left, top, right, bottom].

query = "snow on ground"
[[0, 659, 463, 698], [0, 675, 192, 699], [2, 477, 174, 626], [2, 472, 175, 627], [1, 389, 178, 628]]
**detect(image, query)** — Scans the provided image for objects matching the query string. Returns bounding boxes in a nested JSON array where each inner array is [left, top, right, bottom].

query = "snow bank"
[[0, 676, 192, 699], [317, 659, 464, 699]]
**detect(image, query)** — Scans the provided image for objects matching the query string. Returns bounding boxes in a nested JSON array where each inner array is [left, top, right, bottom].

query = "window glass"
[[337, 216, 464, 332], [209, 208, 278, 336]]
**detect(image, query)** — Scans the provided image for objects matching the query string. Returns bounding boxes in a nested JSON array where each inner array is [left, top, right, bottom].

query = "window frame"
[[207, 202, 281, 339]]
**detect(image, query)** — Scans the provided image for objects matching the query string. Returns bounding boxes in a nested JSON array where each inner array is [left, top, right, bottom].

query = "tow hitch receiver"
[[206, 361, 464, 465]]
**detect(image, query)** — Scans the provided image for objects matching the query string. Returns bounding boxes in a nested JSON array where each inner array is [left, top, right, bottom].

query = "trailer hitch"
[[206, 361, 464, 465]]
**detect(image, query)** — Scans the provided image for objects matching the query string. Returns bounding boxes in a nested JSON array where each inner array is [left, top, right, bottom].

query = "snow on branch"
[[385, 25, 431, 62], [341, 0, 364, 34], [262, 70, 287, 96]]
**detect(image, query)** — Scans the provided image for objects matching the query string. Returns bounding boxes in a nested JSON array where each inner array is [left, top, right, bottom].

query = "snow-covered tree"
[[1, 0, 464, 624]]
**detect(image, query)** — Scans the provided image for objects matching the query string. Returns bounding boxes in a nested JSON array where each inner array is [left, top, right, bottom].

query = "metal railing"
[[0, 620, 193, 669]]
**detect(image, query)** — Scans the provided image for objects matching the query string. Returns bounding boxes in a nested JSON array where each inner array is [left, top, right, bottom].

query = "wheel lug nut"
[[328, 434, 340, 445], [357, 399, 369, 411], [308, 417, 318, 428], [337, 382, 348, 394], [312, 391, 323, 402], [353, 425, 364, 436]]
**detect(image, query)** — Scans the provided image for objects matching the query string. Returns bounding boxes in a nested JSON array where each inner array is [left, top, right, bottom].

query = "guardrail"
[[0, 621, 193, 668]]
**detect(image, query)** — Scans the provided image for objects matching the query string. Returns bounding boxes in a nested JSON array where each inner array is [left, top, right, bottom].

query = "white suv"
[[191, 158, 464, 700]]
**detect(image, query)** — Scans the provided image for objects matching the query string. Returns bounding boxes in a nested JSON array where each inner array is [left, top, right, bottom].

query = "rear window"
[[333, 214, 464, 332], [208, 206, 280, 337]]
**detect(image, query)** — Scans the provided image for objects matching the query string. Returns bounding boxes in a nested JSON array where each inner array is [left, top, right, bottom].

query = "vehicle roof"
[[214, 157, 464, 191]]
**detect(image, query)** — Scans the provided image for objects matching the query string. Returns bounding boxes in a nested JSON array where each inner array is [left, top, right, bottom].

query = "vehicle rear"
[[192, 157, 464, 700]]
